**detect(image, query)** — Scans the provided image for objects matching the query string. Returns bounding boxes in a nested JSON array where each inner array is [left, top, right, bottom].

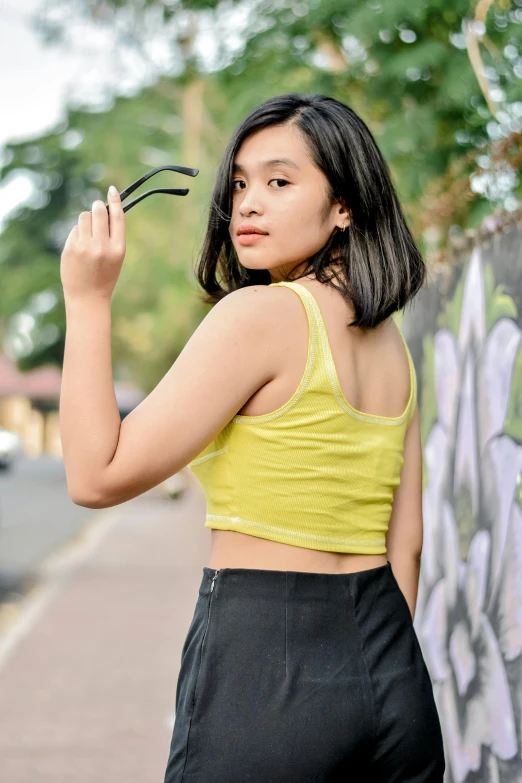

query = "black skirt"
[[163, 561, 445, 782]]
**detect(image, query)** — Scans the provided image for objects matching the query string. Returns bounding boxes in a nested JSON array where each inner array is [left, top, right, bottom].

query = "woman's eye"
[[231, 179, 288, 191]]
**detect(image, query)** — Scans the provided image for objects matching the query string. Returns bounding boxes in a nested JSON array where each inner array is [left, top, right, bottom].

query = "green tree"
[[1, 0, 521, 386], [34, 0, 522, 233]]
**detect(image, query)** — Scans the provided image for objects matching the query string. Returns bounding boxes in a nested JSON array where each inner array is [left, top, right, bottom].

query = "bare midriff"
[[207, 529, 387, 574]]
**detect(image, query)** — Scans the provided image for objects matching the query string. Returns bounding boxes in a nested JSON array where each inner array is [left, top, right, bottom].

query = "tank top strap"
[[269, 281, 417, 426], [268, 280, 329, 386], [269, 280, 334, 346], [269, 280, 317, 312], [396, 325, 417, 424]]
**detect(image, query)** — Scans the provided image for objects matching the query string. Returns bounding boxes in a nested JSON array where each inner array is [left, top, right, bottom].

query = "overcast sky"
[[0, 0, 103, 229], [0, 1, 79, 147], [0, 0, 171, 230], [0, 0, 249, 232]]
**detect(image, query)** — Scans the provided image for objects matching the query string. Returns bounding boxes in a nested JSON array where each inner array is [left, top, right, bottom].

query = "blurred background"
[[0, 1, 521, 781]]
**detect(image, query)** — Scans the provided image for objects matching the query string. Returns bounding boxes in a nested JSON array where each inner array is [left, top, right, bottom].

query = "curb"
[[0, 505, 126, 672]]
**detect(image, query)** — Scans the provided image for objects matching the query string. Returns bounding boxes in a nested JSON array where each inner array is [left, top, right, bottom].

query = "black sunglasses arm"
[[105, 165, 199, 213]]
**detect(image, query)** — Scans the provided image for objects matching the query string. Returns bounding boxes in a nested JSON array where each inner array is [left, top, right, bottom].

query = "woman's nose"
[[237, 185, 263, 216]]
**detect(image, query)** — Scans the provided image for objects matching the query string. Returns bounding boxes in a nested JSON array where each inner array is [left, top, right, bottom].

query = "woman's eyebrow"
[[232, 157, 300, 173]]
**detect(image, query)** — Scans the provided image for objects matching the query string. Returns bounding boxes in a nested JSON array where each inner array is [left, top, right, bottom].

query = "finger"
[[62, 225, 79, 254], [78, 210, 92, 241], [107, 185, 125, 246], [91, 199, 109, 241]]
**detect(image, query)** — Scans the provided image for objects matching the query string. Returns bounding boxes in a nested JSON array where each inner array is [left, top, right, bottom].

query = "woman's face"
[[229, 123, 349, 282]]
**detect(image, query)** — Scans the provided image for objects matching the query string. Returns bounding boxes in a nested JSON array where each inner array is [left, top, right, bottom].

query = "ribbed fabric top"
[[188, 281, 417, 555]]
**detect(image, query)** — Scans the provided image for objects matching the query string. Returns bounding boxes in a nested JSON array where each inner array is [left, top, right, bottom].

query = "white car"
[[0, 427, 23, 470]]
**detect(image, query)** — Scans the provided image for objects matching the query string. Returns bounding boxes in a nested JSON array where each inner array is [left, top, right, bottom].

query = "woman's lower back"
[[207, 529, 388, 574]]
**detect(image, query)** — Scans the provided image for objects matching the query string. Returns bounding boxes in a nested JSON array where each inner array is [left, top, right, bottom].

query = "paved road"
[[0, 469, 211, 783], [0, 456, 97, 598]]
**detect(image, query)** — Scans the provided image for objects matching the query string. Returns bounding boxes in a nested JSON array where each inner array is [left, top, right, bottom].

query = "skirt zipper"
[[210, 568, 220, 593], [201, 569, 220, 653]]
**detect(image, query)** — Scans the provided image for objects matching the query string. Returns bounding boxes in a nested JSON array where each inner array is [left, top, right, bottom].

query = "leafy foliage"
[[1, 0, 521, 387]]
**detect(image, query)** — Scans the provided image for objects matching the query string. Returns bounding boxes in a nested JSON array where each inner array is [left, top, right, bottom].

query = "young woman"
[[60, 93, 445, 781]]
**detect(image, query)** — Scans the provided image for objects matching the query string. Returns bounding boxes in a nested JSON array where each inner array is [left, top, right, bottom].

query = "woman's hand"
[[60, 185, 126, 302]]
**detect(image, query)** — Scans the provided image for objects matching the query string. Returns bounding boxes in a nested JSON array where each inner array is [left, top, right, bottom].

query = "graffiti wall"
[[401, 210, 522, 783]]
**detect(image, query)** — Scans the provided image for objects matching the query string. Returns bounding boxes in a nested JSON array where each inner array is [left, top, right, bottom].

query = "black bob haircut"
[[193, 93, 426, 329]]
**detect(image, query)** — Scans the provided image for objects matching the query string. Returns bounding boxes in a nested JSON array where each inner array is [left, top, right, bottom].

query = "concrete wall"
[[402, 212, 522, 782], [0, 396, 61, 458]]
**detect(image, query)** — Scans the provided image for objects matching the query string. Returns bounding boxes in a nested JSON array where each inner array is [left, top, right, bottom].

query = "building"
[[0, 353, 146, 458]]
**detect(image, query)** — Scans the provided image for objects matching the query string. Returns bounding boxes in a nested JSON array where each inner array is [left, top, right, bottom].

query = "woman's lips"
[[237, 233, 267, 246]]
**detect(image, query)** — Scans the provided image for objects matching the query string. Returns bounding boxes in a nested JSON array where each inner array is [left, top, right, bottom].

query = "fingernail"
[[108, 185, 118, 198]]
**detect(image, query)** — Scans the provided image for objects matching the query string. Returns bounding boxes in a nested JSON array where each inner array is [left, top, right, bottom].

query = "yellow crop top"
[[188, 280, 417, 555]]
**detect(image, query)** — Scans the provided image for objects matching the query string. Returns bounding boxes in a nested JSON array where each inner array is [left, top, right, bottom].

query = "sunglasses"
[[104, 164, 199, 214]]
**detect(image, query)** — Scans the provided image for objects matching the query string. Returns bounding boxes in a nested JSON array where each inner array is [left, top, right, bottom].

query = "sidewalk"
[[0, 473, 210, 783]]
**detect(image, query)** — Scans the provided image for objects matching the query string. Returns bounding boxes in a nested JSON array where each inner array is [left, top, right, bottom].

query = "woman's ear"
[[336, 199, 351, 227]]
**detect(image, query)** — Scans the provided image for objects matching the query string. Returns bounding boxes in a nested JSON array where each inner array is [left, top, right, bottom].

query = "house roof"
[[0, 353, 62, 400], [0, 353, 146, 408]]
